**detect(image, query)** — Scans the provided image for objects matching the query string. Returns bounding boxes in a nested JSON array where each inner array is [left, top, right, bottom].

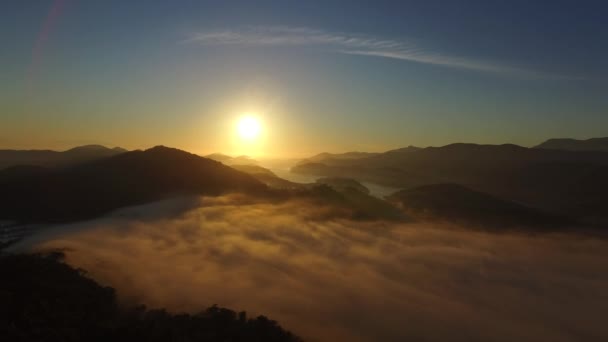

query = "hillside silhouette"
[[388, 183, 567, 229], [315, 177, 370, 194], [0, 252, 301, 342], [534, 137, 608, 152], [0, 145, 127, 170], [296, 151, 380, 166], [230, 164, 303, 190], [292, 143, 608, 223], [0, 146, 267, 222]]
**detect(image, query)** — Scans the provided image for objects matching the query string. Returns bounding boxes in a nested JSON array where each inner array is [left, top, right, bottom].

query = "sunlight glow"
[[237, 115, 262, 140]]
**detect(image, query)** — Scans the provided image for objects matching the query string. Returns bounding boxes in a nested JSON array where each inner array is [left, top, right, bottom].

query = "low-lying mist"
[[15, 195, 608, 342]]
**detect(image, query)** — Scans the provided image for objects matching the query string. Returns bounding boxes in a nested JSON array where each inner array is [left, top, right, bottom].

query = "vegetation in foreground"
[[0, 252, 301, 342]]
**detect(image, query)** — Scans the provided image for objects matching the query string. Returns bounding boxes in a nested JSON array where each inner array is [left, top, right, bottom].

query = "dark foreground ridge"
[[0, 252, 302, 342], [0, 146, 267, 222]]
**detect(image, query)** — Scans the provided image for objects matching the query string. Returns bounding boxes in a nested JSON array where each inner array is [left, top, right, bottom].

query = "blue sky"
[[1, 0, 607, 156]]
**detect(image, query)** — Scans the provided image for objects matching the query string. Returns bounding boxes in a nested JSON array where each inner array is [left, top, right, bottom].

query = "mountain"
[[0, 145, 127, 170], [230, 164, 303, 190], [0, 165, 49, 183], [293, 143, 608, 185], [0, 146, 267, 222], [228, 165, 404, 220], [295, 151, 380, 166], [205, 153, 258, 165], [388, 184, 567, 229], [292, 143, 608, 222], [295, 147, 421, 168], [534, 137, 608, 152], [383, 145, 422, 154], [293, 184, 406, 221]]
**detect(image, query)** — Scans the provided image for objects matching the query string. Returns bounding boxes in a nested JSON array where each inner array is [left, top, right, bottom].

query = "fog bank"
[[18, 195, 608, 342]]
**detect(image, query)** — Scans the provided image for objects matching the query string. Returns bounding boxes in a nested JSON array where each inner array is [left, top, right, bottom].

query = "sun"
[[237, 115, 262, 140]]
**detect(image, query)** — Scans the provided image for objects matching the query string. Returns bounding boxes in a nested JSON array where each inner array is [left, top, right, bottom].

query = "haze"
[[2, 1, 608, 342], [12, 196, 608, 342]]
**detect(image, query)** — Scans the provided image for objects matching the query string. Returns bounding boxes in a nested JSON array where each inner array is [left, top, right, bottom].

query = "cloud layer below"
[[186, 26, 576, 80], [19, 195, 608, 342]]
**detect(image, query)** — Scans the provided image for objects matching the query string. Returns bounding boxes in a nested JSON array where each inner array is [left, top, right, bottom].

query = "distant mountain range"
[[0, 145, 127, 170], [3, 140, 607, 228], [292, 142, 608, 223], [205, 153, 258, 165], [296, 151, 380, 166], [231, 164, 373, 194], [0, 146, 266, 222], [230, 164, 302, 189], [0, 146, 413, 225], [534, 137, 608, 152], [295, 146, 421, 168], [230, 164, 402, 220], [388, 183, 567, 229]]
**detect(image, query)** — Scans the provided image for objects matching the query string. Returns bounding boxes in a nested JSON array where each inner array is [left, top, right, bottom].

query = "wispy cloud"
[[186, 26, 578, 80]]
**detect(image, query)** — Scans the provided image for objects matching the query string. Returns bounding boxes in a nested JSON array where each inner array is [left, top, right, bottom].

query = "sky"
[[1, 0, 607, 157]]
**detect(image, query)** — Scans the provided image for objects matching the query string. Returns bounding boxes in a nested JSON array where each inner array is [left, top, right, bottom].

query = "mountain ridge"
[[388, 183, 569, 229], [534, 137, 608, 152], [292, 143, 608, 222], [0, 145, 127, 170], [0, 146, 267, 222]]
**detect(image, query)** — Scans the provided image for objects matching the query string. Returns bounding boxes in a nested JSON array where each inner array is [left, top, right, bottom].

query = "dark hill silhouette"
[[230, 164, 303, 190], [388, 184, 568, 229], [0, 146, 267, 222], [383, 145, 422, 155], [0, 165, 50, 182], [534, 137, 608, 152], [230, 164, 279, 178], [294, 146, 418, 168], [295, 151, 379, 166], [291, 162, 331, 175], [292, 143, 608, 188], [65, 144, 127, 154], [292, 143, 608, 222], [0, 145, 127, 170], [293, 184, 406, 221], [0, 252, 301, 342], [228, 166, 404, 220], [315, 177, 370, 194]]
